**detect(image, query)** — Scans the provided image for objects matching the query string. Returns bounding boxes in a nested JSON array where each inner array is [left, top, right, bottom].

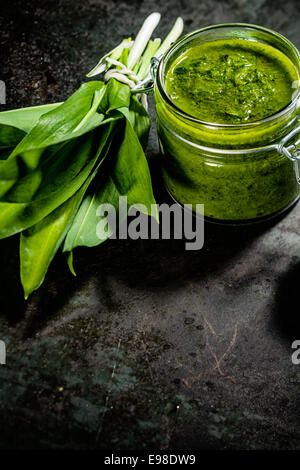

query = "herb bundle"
[[0, 13, 183, 298]]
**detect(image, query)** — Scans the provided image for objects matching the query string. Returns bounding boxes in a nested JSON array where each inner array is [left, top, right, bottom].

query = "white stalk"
[[137, 38, 161, 80], [127, 12, 161, 69], [86, 39, 133, 77], [155, 17, 184, 57]]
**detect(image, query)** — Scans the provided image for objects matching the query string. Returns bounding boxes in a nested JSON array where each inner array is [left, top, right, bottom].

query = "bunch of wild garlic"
[[0, 13, 183, 298]]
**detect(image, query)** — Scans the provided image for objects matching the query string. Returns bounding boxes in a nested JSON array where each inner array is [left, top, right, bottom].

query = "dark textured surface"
[[0, 0, 300, 450]]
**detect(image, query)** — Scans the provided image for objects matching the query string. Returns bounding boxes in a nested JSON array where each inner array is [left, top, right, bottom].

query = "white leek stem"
[[127, 12, 161, 69], [156, 17, 184, 57], [137, 38, 161, 80], [86, 39, 133, 77]]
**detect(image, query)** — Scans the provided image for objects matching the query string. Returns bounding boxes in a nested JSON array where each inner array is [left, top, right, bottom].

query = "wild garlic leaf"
[[98, 79, 131, 114], [63, 115, 156, 251], [0, 121, 116, 239], [19, 125, 116, 298], [7, 82, 106, 165], [20, 189, 85, 299], [0, 103, 61, 160], [0, 102, 61, 133], [0, 126, 25, 160], [0, 82, 111, 200], [118, 95, 151, 149]]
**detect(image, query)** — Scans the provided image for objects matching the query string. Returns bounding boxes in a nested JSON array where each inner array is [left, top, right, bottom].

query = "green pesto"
[[165, 39, 298, 124], [160, 138, 300, 221], [156, 37, 300, 222]]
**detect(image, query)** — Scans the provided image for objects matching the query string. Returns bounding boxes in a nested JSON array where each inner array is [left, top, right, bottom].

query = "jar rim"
[[156, 22, 300, 129]]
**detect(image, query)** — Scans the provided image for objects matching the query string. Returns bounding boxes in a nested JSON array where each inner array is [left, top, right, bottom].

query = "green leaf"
[[20, 189, 84, 299], [0, 149, 14, 161], [19, 120, 117, 298], [0, 82, 107, 196], [67, 251, 76, 277], [0, 125, 26, 151], [0, 81, 122, 202], [72, 87, 105, 133], [63, 116, 157, 251], [119, 95, 151, 149], [0, 121, 117, 239], [99, 79, 131, 114], [0, 102, 61, 133], [5, 82, 106, 168], [0, 103, 61, 160]]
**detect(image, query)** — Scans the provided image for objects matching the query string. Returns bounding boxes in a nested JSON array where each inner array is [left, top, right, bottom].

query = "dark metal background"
[[0, 0, 299, 449]]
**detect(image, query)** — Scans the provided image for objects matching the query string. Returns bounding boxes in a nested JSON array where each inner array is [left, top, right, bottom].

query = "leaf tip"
[[67, 251, 77, 277]]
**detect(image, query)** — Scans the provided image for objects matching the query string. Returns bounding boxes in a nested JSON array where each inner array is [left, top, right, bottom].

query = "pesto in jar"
[[165, 39, 298, 124], [155, 32, 300, 222]]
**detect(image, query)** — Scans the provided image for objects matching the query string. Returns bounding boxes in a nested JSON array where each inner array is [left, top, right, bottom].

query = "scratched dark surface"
[[0, 0, 300, 450]]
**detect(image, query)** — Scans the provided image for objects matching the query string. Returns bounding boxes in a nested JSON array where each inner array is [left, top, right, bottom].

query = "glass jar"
[[153, 24, 300, 224]]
